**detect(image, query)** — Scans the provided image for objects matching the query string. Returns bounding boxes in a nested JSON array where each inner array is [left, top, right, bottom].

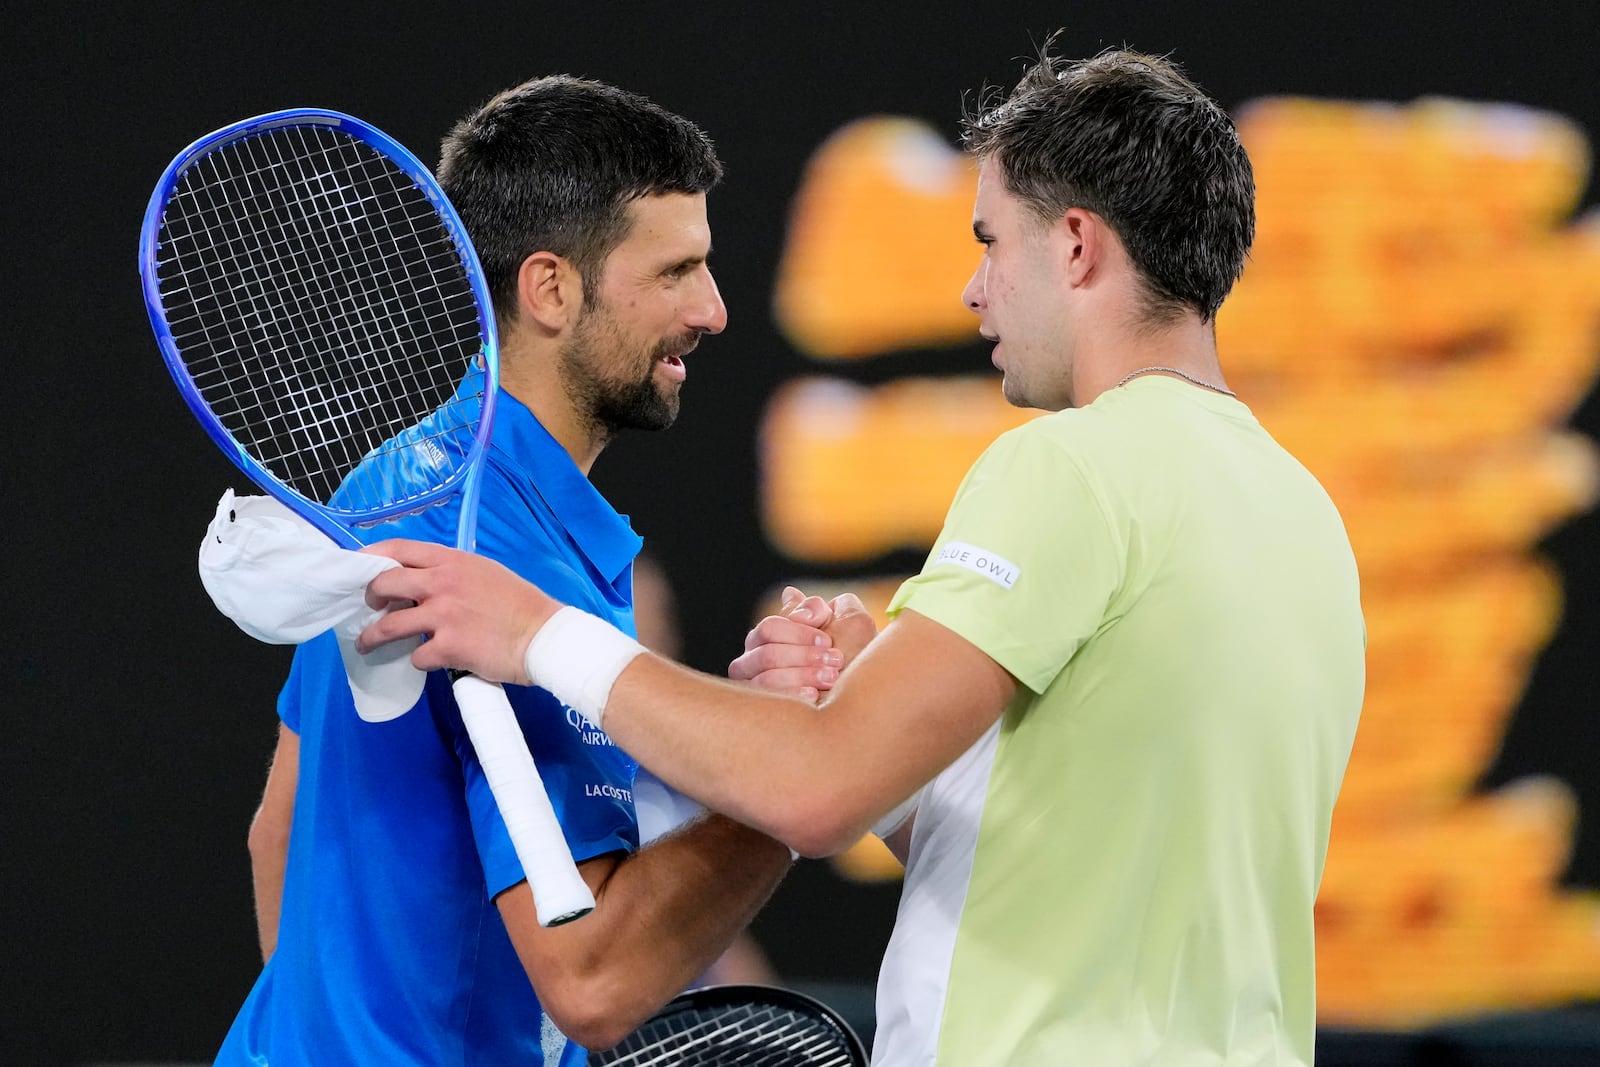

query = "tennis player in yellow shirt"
[[360, 43, 1364, 1067]]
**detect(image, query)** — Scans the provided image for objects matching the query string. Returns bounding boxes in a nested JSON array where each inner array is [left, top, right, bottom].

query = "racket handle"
[[453, 673, 596, 927]]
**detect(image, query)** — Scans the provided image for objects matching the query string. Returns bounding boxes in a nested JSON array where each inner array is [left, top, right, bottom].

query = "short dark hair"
[[963, 46, 1255, 323], [438, 75, 723, 319]]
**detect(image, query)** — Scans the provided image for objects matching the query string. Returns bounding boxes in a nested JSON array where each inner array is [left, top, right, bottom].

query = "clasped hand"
[[728, 587, 878, 703]]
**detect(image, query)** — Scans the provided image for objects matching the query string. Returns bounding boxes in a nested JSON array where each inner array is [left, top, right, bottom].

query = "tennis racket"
[[592, 985, 869, 1066], [139, 108, 594, 927]]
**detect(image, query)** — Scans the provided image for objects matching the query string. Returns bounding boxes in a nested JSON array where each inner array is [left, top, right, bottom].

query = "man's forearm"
[[504, 812, 791, 1049], [594, 813, 791, 999], [355, 544, 1014, 857]]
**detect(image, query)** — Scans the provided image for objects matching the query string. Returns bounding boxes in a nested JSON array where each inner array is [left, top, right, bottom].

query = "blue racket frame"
[[138, 107, 500, 550]]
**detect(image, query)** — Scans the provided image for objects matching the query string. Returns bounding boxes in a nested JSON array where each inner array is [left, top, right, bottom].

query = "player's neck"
[[499, 359, 605, 477], [1071, 314, 1226, 407]]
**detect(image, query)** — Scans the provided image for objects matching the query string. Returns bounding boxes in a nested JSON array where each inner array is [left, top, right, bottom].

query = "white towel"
[[197, 489, 426, 722]]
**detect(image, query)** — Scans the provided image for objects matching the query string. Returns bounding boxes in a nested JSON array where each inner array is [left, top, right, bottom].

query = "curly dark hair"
[[963, 45, 1255, 323]]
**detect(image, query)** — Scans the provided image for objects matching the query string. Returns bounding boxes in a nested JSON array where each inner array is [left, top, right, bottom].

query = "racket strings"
[[154, 122, 485, 512], [600, 1004, 859, 1066], [202, 127, 469, 503]]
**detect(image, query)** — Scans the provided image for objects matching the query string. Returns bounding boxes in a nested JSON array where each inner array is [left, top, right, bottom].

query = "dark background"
[[8, 2, 1600, 1063]]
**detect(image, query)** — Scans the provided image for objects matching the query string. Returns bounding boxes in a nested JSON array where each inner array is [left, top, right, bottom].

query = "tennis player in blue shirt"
[[217, 76, 797, 1065]]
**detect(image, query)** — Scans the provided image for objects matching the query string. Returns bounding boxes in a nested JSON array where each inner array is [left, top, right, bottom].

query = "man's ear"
[[515, 251, 584, 332], [1057, 207, 1106, 288]]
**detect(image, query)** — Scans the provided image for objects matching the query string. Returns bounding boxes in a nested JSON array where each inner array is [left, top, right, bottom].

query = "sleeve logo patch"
[[933, 540, 1020, 589]]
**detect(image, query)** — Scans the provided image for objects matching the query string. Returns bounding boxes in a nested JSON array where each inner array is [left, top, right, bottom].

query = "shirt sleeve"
[[887, 424, 1125, 695], [458, 684, 639, 898], [276, 637, 328, 735], [455, 474, 640, 898]]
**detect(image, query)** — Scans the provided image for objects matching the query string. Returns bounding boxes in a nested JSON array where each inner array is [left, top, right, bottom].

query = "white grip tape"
[[523, 606, 645, 731], [453, 673, 595, 927]]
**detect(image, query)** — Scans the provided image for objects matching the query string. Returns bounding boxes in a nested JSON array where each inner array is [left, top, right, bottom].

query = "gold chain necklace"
[[1113, 366, 1236, 398]]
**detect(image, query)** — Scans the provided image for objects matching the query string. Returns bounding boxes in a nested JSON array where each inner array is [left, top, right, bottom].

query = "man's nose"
[[689, 268, 729, 334], [961, 260, 987, 313]]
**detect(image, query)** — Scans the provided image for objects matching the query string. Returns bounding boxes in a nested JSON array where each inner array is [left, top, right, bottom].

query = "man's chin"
[[1000, 377, 1030, 408], [647, 384, 682, 428], [1000, 379, 1058, 413], [600, 390, 679, 434]]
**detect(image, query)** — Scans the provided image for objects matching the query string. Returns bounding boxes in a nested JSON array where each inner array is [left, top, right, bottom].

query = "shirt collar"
[[463, 365, 643, 584]]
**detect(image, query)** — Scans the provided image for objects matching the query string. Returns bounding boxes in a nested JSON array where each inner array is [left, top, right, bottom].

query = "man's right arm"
[[496, 811, 792, 1051], [248, 723, 298, 962]]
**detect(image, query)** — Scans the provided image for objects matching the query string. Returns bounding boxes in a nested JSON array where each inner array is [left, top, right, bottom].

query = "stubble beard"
[[560, 306, 688, 440]]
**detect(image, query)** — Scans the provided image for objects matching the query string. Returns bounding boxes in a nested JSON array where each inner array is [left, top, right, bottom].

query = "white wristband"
[[523, 606, 644, 730]]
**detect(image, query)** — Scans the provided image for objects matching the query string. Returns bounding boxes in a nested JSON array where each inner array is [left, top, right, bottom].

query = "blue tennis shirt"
[[217, 367, 644, 1066]]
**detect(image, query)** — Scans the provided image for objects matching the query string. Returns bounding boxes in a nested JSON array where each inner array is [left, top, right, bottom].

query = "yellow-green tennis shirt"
[[876, 376, 1365, 1066]]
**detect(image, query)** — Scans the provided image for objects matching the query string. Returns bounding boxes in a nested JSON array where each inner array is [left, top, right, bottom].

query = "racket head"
[[139, 108, 499, 549], [592, 984, 869, 1067]]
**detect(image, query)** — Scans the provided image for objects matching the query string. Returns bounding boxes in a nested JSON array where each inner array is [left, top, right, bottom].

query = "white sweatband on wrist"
[[523, 606, 644, 730], [871, 784, 926, 841]]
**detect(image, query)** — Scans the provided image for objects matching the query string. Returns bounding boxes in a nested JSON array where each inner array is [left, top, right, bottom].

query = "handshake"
[[728, 586, 878, 704]]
